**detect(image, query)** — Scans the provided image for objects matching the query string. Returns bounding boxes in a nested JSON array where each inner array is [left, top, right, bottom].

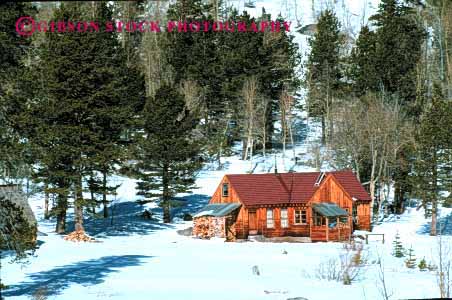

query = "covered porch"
[[310, 203, 351, 242]]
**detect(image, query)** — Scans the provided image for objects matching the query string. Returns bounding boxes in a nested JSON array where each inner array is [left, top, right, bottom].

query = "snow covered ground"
[[2, 143, 451, 300]]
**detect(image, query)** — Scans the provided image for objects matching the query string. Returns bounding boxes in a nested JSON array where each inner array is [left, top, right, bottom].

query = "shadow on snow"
[[67, 201, 174, 238], [171, 194, 211, 218], [66, 195, 209, 238], [2, 255, 152, 297], [417, 210, 452, 236]]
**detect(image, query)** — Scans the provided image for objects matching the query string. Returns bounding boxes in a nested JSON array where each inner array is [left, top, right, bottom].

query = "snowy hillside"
[[2, 150, 451, 299]]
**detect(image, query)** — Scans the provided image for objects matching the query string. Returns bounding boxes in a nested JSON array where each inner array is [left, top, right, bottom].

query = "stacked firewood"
[[64, 230, 96, 242], [193, 216, 225, 239]]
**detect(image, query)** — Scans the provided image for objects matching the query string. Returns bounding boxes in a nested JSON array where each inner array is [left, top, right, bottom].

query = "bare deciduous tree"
[[242, 77, 258, 165], [279, 89, 296, 171], [333, 94, 412, 222], [436, 234, 452, 298], [376, 251, 393, 300]]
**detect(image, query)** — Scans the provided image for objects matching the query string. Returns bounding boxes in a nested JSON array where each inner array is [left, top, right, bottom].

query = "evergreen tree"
[[10, 2, 144, 233], [0, 2, 35, 184], [305, 9, 343, 144], [81, 2, 145, 218], [405, 245, 416, 268], [136, 85, 202, 223], [370, 0, 426, 114], [410, 85, 452, 235], [349, 25, 379, 96], [392, 232, 405, 257]]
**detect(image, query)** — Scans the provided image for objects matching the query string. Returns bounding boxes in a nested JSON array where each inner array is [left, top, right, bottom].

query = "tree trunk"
[[162, 164, 171, 223], [74, 175, 84, 232], [44, 181, 50, 220], [431, 150, 438, 236], [242, 139, 247, 160], [394, 150, 408, 214], [369, 148, 377, 223], [370, 180, 376, 223], [288, 117, 296, 162], [55, 193, 67, 234], [249, 138, 254, 171], [90, 188, 96, 214], [265, 103, 273, 150], [321, 116, 326, 145], [431, 200, 437, 236], [102, 169, 108, 218]]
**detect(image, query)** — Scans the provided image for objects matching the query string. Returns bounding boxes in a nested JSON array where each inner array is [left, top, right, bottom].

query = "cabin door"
[[248, 210, 257, 234]]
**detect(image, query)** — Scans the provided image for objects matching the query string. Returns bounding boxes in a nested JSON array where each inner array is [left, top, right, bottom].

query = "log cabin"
[[192, 170, 371, 242]]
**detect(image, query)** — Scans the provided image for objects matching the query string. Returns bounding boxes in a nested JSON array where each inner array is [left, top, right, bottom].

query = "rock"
[[140, 209, 152, 220], [287, 297, 308, 300], [177, 227, 193, 236], [183, 213, 193, 221], [252, 265, 260, 276]]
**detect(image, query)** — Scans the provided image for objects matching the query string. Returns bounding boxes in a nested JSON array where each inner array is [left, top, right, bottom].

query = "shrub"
[[0, 197, 37, 259], [31, 287, 48, 300], [314, 243, 366, 285], [418, 257, 428, 271]]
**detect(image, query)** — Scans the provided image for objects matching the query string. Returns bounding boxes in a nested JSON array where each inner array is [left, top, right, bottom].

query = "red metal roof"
[[225, 170, 371, 207]]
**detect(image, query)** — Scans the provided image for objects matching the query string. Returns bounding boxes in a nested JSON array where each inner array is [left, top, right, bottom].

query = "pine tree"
[[405, 246, 416, 268], [349, 25, 379, 96], [0, 2, 35, 184], [136, 85, 202, 223], [13, 2, 145, 233], [392, 232, 405, 257], [410, 84, 452, 235], [306, 9, 343, 144], [370, 0, 426, 114], [81, 2, 145, 218]]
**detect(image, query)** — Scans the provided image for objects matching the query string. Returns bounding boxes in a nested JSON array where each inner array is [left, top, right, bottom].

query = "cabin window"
[[313, 211, 326, 226], [281, 209, 288, 228], [294, 209, 307, 224], [222, 183, 229, 197], [266, 208, 274, 228]]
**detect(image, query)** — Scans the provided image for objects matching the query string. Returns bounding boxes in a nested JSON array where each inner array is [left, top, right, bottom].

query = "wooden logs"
[[63, 230, 96, 242]]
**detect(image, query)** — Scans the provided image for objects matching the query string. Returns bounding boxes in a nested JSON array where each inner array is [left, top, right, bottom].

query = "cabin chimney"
[[274, 154, 278, 174]]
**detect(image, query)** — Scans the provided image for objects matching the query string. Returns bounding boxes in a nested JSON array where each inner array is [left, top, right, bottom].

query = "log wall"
[[356, 202, 371, 231]]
